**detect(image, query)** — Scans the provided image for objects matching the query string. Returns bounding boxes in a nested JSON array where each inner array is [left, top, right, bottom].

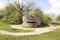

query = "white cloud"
[[0, 3, 4, 9], [0, 2, 7, 9], [0, 0, 23, 9], [45, 0, 60, 15]]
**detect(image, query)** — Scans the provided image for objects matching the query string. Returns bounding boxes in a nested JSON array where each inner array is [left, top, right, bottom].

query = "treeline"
[[0, 3, 52, 25], [0, 0, 57, 25]]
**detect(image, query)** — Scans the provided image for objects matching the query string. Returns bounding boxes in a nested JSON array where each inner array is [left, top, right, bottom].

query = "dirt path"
[[0, 25, 60, 36]]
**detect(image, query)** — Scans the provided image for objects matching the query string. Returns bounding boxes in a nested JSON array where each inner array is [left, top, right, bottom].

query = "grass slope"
[[0, 22, 34, 32]]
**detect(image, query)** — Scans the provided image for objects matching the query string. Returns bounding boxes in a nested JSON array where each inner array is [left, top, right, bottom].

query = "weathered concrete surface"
[[22, 15, 41, 27]]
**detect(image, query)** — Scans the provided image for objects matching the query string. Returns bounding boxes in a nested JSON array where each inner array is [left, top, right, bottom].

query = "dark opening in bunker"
[[27, 22, 36, 23]]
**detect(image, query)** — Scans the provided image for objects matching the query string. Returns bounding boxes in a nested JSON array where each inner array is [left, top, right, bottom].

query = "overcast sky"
[[0, 0, 60, 15]]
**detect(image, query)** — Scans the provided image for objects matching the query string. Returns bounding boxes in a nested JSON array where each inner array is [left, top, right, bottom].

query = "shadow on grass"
[[37, 24, 49, 28], [51, 21, 60, 26]]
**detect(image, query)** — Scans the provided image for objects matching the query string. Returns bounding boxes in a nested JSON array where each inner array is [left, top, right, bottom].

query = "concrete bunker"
[[22, 15, 41, 27]]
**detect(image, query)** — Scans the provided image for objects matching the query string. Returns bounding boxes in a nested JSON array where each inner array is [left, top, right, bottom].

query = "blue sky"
[[0, 0, 60, 15], [24, 0, 51, 12]]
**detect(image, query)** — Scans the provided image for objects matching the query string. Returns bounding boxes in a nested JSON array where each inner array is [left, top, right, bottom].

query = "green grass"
[[0, 22, 60, 40], [0, 22, 13, 32], [51, 21, 60, 26], [0, 22, 34, 32], [0, 28, 60, 40], [37, 24, 49, 28]]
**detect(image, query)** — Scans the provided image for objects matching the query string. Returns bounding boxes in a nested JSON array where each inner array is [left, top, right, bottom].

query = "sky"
[[0, 0, 60, 15]]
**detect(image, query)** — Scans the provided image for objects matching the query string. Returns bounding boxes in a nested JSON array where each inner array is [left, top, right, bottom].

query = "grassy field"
[[0, 22, 60, 40], [0, 22, 34, 32], [0, 28, 60, 40], [51, 21, 60, 26]]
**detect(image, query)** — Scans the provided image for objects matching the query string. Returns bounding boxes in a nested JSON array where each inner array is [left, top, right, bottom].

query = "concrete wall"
[[22, 15, 41, 27]]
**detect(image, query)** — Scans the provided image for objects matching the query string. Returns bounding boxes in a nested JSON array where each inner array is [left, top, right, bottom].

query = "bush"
[[0, 12, 22, 24], [42, 15, 52, 25], [0, 4, 22, 24], [32, 8, 52, 25]]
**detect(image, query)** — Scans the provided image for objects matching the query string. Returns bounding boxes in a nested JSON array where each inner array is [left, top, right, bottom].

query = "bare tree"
[[13, 0, 34, 15], [6, 0, 35, 22]]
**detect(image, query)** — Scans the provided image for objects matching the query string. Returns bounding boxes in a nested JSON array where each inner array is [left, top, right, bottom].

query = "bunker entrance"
[[27, 22, 36, 23]]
